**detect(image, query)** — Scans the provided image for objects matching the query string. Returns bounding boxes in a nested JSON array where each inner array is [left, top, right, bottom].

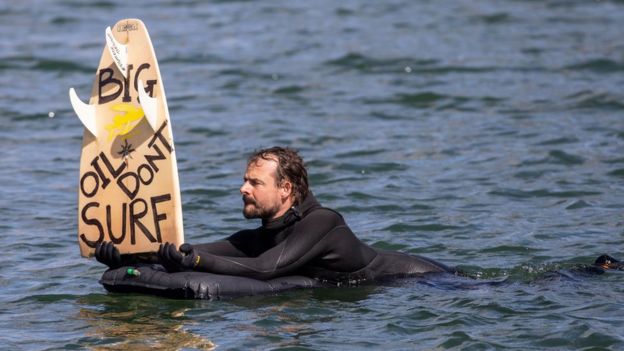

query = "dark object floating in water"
[[99, 255, 623, 300], [593, 254, 623, 270], [100, 265, 326, 299]]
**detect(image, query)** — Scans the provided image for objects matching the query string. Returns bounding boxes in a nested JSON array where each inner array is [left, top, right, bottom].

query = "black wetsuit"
[[191, 193, 454, 284]]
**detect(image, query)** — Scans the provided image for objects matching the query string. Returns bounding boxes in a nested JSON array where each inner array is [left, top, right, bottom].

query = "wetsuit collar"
[[261, 192, 321, 231]]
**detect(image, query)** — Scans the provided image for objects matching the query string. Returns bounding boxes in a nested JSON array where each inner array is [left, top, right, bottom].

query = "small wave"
[[324, 52, 436, 74], [160, 53, 226, 65], [513, 170, 548, 180], [335, 162, 409, 173], [336, 7, 355, 16], [383, 223, 462, 233], [364, 92, 504, 111], [411, 203, 435, 210], [9, 111, 51, 122], [537, 137, 579, 146], [607, 168, 624, 178], [32, 58, 93, 74], [489, 188, 602, 199], [564, 59, 624, 73], [182, 187, 230, 197], [371, 240, 409, 251], [369, 111, 412, 121], [566, 200, 592, 210], [363, 92, 448, 109], [49, 16, 79, 25], [566, 90, 624, 110], [334, 148, 386, 158], [324, 52, 498, 75], [478, 246, 542, 258], [519, 150, 585, 166], [186, 127, 228, 137], [471, 12, 515, 25], [345, 191, 386, 201], [13, 293, 79, 304], [547, 150, 585, 165], [457, 257, 608, 282], [217, 68, 273, 80], [272, 85, 306, 95], [59, 0, 115, 8]]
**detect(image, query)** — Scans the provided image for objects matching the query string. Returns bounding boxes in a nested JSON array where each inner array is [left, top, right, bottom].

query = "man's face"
[[240, 158, 288, 220]]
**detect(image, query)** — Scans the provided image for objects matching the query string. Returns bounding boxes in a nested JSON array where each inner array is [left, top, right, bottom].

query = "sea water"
[[1, 1, 623, 349]]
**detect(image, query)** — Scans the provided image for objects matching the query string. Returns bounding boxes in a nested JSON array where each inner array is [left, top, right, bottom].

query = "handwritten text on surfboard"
[[79, 63, 171, 248], [99, 64, 156, 104], [80, 121, 172, 247]]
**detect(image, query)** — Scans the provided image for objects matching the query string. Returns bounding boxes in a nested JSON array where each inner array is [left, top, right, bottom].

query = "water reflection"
[[77, 295, 215, 350]]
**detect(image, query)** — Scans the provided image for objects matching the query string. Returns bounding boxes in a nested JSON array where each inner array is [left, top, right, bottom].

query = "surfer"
[[95, 146, 623, 287], [96, 146, 454, 284]]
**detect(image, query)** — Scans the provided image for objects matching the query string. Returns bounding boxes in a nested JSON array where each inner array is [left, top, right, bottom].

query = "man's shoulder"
[[303, 206, 345, 224], [228, 227, 262, 240]]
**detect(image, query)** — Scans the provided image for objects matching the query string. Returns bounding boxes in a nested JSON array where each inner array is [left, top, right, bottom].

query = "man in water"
[[96, 147, 624, 282], [96, 146, 455, 284]]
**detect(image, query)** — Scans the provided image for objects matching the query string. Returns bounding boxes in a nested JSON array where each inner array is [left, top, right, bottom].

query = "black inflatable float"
[[99, 255, 623, 300], [100, 265, 327, 299]]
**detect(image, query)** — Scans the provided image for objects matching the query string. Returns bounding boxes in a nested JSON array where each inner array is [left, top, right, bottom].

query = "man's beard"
[[242, 196, 280, 219]]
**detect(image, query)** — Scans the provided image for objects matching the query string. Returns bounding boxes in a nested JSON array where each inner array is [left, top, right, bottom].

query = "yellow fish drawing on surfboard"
[[105, 103, 144, 141]]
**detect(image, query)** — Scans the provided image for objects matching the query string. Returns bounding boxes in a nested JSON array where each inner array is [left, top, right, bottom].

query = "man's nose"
[[240, 182, 250, 195]]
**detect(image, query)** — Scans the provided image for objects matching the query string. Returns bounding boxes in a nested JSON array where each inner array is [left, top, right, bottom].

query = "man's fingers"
[[104, 242, 113, 261], [112, 243, 120, 264], [158, 242, 180, 263], [95, 242, 103, 261], [179, 243, 193, 254], [167, 243, 183, 262]]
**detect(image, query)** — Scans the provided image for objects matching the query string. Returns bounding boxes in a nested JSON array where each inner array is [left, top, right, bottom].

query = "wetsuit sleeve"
[[192, 230, 258, 257], [192, 210, 345, 280]]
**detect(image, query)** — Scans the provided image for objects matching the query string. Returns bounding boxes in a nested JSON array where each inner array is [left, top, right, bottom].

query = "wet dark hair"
[[248, 146, 309, 205]]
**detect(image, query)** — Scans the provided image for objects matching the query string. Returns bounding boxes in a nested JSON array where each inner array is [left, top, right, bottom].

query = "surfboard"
[[69, 19, 184, 257]]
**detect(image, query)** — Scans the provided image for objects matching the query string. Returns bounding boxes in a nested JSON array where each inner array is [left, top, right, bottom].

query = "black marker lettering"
[[150, 194, 171, 243], [99, 152, 127, 179], [135, 63, 157, 98], [80, 202, 104, 247], [90, 156, 111, 189], [117, 171, 139, 200], [122, 64, 133, 103], [129, 198, 156, 244], [98, 68, 122, 104], [106, 203, 127, 244], [80, 171, 99, 198], [144, 143, 165, 173], [148, 120, 172, 153], [137, 164, 154, 185]]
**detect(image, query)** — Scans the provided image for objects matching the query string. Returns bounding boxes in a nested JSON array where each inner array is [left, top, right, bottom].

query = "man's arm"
[[166, 209, 345, 279], [193, 240, 248, 257]]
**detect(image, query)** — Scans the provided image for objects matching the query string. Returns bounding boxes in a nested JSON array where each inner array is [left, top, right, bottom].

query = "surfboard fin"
[[105, 26, 128, 78], [137, 79, 158, 130], [69, 88, 98, 137]]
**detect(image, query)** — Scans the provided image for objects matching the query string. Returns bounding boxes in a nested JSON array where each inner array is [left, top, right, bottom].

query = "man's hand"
[[94, 241, 122, 269], [158, 242, 201, 271]]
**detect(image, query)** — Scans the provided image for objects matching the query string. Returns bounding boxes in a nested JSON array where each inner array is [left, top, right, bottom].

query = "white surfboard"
[[70, 19, 184, 257]]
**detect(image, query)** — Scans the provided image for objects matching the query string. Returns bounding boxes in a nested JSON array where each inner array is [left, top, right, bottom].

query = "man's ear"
[[280, 181, 293, 201]]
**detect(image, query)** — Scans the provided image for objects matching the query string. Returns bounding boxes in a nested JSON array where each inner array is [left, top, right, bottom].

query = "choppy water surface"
[[1, 0, 623, 349]]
